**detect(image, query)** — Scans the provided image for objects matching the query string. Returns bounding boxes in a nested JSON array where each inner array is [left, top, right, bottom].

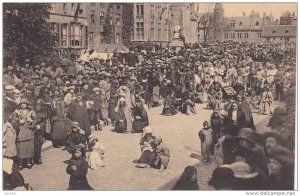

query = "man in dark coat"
[[31, 99, 48, 165], [237, 94, 255, 130], [126, 51, 139, 67], [227, 102, 246, 136], [67, 100, 91, 136]]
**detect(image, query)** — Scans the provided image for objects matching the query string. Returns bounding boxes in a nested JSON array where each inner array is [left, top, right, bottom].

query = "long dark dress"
[[66, 157, 93, 190], [132, 105, 149, 133], [162, 95, 177, 116], [51, 101, 69, 141], [67, 101, 91, 136], [114, 106, 127, 133], [3, 164, 25, 190], [239, 100, 255, 130], [137, 150, 156, 166]]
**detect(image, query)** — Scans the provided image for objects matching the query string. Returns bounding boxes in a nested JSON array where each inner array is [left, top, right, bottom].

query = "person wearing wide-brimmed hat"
[[209, 166, 236, 190], [12, 98, 35, 170], [235, 128, 269, 175], [267, 146, 294, 190], [227, 161, 269, 190], [65, 122, 86, 152]]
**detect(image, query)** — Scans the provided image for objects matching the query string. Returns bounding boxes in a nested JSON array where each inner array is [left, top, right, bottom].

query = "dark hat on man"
[[236, 128, 258, 144], [208, 166, 236, 189], [268, 146, 294, 167]]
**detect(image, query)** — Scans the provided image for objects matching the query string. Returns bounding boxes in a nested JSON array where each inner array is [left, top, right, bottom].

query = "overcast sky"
[[196, 3, 297, 19]]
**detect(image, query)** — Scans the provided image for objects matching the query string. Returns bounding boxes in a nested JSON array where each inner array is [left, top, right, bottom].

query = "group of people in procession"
[[3, 40, 296, 190]]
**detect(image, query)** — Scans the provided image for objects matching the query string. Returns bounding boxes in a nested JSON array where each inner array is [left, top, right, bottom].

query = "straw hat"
[[92, 87, 101, 92], [229, 161, 258, 179], [4, 85, 15, 91]]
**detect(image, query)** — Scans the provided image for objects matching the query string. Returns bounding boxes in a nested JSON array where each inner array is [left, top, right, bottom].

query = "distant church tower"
[[213, 3, 224, 41]]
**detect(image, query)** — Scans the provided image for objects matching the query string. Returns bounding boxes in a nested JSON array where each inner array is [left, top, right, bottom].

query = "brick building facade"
[[49, 3, 89, 56]]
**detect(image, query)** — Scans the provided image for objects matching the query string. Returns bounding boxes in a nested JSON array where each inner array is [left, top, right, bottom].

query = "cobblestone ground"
[[20, 102, 280, 190]]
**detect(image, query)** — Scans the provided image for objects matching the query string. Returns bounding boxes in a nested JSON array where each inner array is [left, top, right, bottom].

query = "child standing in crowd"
[[87, 135, 105, 169], [198, 121, 213, 162], [66, 144, 93, 190], [66, 122, 86, 152]]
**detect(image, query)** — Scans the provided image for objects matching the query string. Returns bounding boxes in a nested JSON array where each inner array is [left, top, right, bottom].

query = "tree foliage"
[[103, 8, 114, 44], [121, 3, 134, 48], [3, 3, 57, 65]]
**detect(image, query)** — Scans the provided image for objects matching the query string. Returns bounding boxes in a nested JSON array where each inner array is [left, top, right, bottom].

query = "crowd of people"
[[3, 40, 296, 190]]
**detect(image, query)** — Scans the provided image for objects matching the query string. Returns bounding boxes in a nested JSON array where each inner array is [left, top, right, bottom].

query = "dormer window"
[[230, 22, 235, 28], [239, 21, 243, 26]]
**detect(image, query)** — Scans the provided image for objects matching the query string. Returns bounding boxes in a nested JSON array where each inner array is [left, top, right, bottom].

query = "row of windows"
[[90, 14, 120, 25], [50, 22, 86, 47], [224, 32, 262, 39], [62, 3, 120, 10], [90, 3, 121, 9], [88, 32, 120, 46], [266, 37, 290, 42]]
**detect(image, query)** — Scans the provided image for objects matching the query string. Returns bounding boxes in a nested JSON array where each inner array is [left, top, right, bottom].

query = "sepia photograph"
[[2, 1, 297, 192]]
